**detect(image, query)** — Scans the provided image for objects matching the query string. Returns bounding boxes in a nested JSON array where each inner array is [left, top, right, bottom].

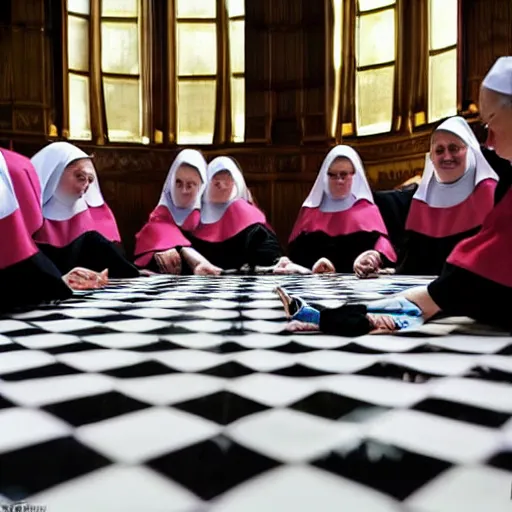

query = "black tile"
[[103, 361, 178, 378], [200, 362, 255, 379], [291, 392, 389, 422], [43, 391, 151, 427], [271, 364, 335, 378], [3, 328, 42, 337], [128, 340, 183, 352], [312, 439, 452, 500], [212, 342, 248, 354], [465, 366, 512, 384], [496, 344, 512, 355], [355, 363, 434, 382], [333, 343, 386, 355], [0, 395, 15, 409], [487, 451, 512, 472], [173, 391, 268, 425], [0, 437, 111, 500], [0, 363, 82, 382], [147, 435, 280, 500], [412, 398, 510, 428], [270, 342, 317, 354], [0, 344, 27, 353], [45, 342, 105, 355]]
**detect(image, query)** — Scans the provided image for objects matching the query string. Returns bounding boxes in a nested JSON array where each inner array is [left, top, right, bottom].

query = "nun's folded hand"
[[273, 260, 312, 275], [64, 267, 108, 290], [312, 257, 336, 274], [155, 248, 181, 275], [194, 262, 222, 276], [353, 250, 382, 278]]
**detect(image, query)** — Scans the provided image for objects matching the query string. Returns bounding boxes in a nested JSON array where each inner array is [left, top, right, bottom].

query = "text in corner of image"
[[0, 502, 46, 512]]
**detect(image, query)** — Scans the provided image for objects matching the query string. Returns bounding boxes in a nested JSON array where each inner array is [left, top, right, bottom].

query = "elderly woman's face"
[[58, 158, 95, 198], [480, 87, 512, 161], [174, 164, 202, 208], [327, 158, 355, 199], [430, 131, 468, 183], [208, 170, 235, 204]]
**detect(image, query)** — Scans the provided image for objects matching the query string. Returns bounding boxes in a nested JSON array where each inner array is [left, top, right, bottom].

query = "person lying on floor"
[[30, 142, 140, 278], [134, 149, 212, 275], [274, 145, 396, 276], [275, 56, 512, 335], [0, 148, 108, 311], [355, 116, 499, 277], [184, 156, 283, 275]]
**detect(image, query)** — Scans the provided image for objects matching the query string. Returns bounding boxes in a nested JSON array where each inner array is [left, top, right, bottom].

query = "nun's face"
[[59, 158, 95, 198], [174, 164, 202, 208], [480, 87, 512, 160], [209, 170, 235, 204], [327, 158, 355, 199], [430, 131, 468, 183]]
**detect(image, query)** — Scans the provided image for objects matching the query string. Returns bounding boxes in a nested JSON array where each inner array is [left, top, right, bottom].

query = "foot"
[[285, 320, 320, 332]]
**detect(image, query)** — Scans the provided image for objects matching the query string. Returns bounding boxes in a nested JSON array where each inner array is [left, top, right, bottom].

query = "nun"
[[0, 148, 107, 310], [355, 116, 499, 277], [134, 149, 207, 274], [30, 142, 139, 278], [285, 145, 396, 273], [186, 156, 282, 274]]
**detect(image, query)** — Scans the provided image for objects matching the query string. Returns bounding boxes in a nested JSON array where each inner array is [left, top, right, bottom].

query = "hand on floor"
[[273, 257, 312, 275], [63, 267, 108, 290], [194, 262, 222, 276], [154, 248, 181, 274], [353, 250, 382, 278], [312, 257, 336, 274]]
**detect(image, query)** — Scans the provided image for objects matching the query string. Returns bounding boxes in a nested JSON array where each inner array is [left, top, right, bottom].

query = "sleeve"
[[427, 262, 512, 329], [245, 223, 283, 267], [288, 233, 327, 269], [318, 304, 373, 337], [1, 251, 73, 311]]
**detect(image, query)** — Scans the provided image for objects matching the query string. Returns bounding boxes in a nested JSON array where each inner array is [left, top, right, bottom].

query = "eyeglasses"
[[327, 171, 355, 180], [432, 144, 465, 155]]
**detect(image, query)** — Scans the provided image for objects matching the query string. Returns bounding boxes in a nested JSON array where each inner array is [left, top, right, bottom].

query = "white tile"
[[103, 319, 169, 333], [355, 335, 425, 353], [384, 353, 478, 376], [152, 350, 227, 372], [479, 355, 512, 374], [406, 465, 512, 512], [294, 351, 380, 373], [203, 299, 240, 309], [193, 309, 240, 320], [242, 309, 285, 320], [14, 333, 81, 349], [115, 374, 225, 406], [60, 300, 128, 309], [76, 407, 220, 463], [173, 320, 235, 333], [429, 336, 512, 354], [0, 334, 14, 345], [0, 374, 115, 407], [231, 350, 293, 372], [130, 299, 188, 309], [122, 308, 184, 319], [242, 299, 282, 309], [31, 465, 200, 512], [82, 333, 160, 349], [32, 318, 100, 333], [60, 308, 119, 319], [0, 350, 56, 374], [159, 333, 224, 349], [367, 409, 500, 464], [56, 350, 147, 372], [0, 319, 33, 333], [226, 374, 320, 407], [243, 320, 286, 334], [210, 465, 403, 512], [227, 409, 360, 462], [0, 408, 71, 454]]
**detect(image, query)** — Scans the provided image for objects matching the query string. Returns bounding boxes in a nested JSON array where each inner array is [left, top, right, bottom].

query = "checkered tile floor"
[[0, 274, 511, 512]]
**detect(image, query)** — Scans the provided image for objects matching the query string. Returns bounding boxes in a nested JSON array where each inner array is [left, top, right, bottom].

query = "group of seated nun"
[[0, 112, 506, 311]]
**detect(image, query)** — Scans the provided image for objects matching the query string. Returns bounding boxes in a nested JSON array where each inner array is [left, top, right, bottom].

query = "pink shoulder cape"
[[405, 179, 497, 238], [191, 199, 268, 243], [288, 199, 397, 262], [447, 186, 512, 288], [33, 204, 121, 248], [0, 208, 39, 269], [1, 149, 44, 236], [134, 205, 198, 267]]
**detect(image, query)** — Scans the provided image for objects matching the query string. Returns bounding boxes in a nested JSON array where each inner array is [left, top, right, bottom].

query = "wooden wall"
[[1, 0, 511, 256]]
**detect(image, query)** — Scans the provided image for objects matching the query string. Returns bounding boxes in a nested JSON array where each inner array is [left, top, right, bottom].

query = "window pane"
[[356, 9, 395, 67], [356, 65, 394, 135], [177, 23, 217, 76], [231, 77, 245, 142], [69, 73, 91, 140], [176, 0, 216, 19], [102, 0, 138, 17], [101, 22, 139, 75], [228, 0, 245, 18], [229, 20, 244, 74], [429, 0, 458, 50], [68, 0, 90, 15], [358, 0, 395, 12], [68, 15, 89, 72], [428, 49, 457, 122], [103, 77, 141, 142], [177, 80, 216, 144]]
